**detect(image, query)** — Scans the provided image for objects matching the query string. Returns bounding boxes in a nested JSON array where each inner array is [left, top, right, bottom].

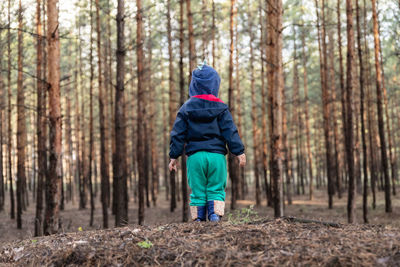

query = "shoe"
[[207, 200, 225, 222], [190, 206, 207, 221]]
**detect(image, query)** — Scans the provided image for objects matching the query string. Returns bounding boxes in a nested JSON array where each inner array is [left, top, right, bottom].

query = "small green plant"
[[227, 205, 259, 225], [78, 226, 83, 232], [137, 240, 153, 249], [31, 239, 38, 243]]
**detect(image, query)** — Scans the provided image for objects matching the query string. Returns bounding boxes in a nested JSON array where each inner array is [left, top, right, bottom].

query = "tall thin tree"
[[35, 0, 47, 236], [168, 0, 177, 213], [267, 0, 284, 217], [114, 0, 128, 226], [7, 0, 15, 220], [44, 0, 62, 235], [355, 0, 368, 223], [16, 0, 27, 229], [371, 0, 392, 213], [345, 0, 356, 223], [137, 0, 145, 225], [96, 0, 109, 228], [180, 0, 189, 222]]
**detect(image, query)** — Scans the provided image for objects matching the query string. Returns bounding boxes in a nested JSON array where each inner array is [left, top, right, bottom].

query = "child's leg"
[[205, 153, 227, 218], [187, 152, 208, 220]]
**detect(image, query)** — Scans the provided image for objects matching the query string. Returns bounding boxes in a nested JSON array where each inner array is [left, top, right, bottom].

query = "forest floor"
[[0, 186, 399, 266]]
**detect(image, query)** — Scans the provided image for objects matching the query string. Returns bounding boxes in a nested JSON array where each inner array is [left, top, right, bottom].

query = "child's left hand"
[[169, 159, 178, 172]]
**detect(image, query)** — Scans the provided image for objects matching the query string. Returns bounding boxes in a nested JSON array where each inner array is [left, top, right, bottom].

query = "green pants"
[[187, 151, 227, 206]]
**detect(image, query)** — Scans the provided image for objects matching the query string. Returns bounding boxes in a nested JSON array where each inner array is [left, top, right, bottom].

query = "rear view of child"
[[169, 63, 246, 222]]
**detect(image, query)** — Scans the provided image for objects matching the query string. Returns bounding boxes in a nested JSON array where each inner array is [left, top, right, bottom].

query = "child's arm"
[[169, 109, 188, 163], [218, 109, 245, 163]]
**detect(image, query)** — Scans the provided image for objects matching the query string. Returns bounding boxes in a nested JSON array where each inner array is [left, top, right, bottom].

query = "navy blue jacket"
[[169, 65, 244, 159]]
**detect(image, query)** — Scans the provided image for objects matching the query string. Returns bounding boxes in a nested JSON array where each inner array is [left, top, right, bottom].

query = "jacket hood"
[[189, 65, 221, 97], [184, 97, 227, 121]]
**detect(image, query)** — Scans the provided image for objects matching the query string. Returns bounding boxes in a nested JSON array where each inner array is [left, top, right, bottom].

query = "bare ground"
[[0, 187, 399, 266], [0, 218, 399, 266]]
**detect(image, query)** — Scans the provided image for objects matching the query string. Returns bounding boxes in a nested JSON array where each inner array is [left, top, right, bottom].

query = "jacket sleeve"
[[169, 109, 188, 159], [218, 109, 245, 156]]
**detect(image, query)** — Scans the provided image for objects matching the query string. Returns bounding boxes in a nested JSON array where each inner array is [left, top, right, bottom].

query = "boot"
[[207, 200, 225, 222], [190, 206, 207, 221]]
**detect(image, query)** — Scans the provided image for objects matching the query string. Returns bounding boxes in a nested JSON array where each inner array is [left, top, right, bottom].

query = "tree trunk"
[[0, 36, 4, 212], [136, 0, 145, 225], [44, 0, 62, 235], [235, 13, 245, 200], [96, 0, 109, 229], [146, 20, 159, 208], [180, 0, 189, 222], [7, 0, 15, 220], [77, 12, 87, 211], [248, 4, 260, 206], [355, 0, 368, 224], [259, 2, 271, 206], [228, 0, 238, 210], [316, 0, 334, 209], [212, 0, 216, 67], [88, 0, 95, 227], [300, 18, 314, 201], [201, 0, 207, 61], [114, 0, 128, 226], [36, 0, 48, 236], [292, 34, 302, 196], [16, 0, 27, 229], [282, 70, 292, 205], [186, 0, 196, 78], [337, 0, 346, 198], [378, 28, 397, 196], [267, 0, 284, 217], [167, 0, 177, 213], [371, 0, 392, 213], [326, 10, 342, 199], [345, 0, 356, 223]]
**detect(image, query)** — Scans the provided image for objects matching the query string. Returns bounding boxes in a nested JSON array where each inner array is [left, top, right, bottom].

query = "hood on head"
[[189, 65, 221, 97]]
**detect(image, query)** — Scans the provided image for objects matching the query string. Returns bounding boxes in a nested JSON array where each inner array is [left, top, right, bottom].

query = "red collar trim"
[[192, 94, 224, 103]]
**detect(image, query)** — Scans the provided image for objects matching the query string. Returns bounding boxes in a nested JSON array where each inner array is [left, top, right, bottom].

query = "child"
[[169, 63, 246, 222]]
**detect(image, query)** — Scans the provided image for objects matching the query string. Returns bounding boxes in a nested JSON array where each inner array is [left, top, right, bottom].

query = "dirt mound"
[[1, 218, 399, 266]]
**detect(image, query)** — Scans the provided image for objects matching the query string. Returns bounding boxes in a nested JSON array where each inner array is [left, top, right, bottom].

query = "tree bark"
[[167, 0, 177, 213], [316, 0, 334, 208], [266, 0, 284, 217], [371, 0, 392, 213], [34, 0, 46, 236], [88, 0, 95, 227], [228, 0, 239, 210], [212, 0, 216, 67], [44, 0, 62, 235], [248, 4, 260, 206], [300, 18, 314, 201], [0, 34, 4, 212], [337, 0, 346, 198], [7, 0, 15, 220], [355, 0, 368, 224], [259, 1, 271, 206], [186, 0, 196, 78], [378, 27, 397, 196], [235, 13, 245, 200], [96, 0, 109, 229], [345, 0, 356, 223], [114, 0, 128, 226], [16, 0, 27, 230], [180, 0, 189, 222], [136, 0, 145, 225]]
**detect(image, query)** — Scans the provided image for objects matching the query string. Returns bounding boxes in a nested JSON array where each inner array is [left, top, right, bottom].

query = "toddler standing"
[[169, 63, 246, 222]]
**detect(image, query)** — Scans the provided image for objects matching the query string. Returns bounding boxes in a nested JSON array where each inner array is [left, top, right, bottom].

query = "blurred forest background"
[[0, 0, 399, 239]]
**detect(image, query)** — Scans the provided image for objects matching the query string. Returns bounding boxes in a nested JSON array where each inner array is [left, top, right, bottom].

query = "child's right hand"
[[237, 153, 246, 167], [169, 158, 178, 172]]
